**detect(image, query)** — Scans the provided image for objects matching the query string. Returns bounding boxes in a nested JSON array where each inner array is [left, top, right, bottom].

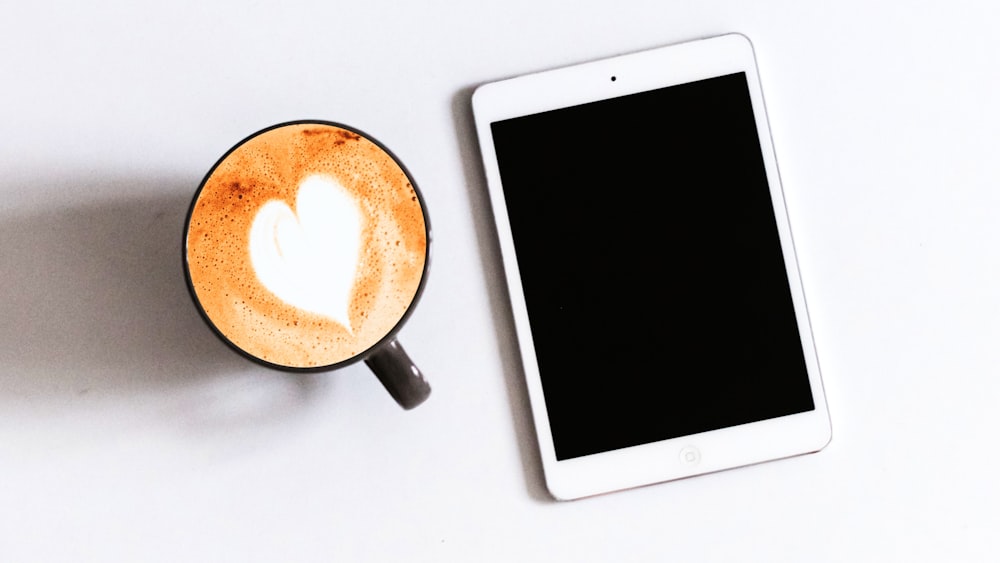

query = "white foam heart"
[[249, 174, 362, 332]]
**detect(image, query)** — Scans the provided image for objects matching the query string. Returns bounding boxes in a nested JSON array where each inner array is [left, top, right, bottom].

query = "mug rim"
[[182, 119, 432, 373]]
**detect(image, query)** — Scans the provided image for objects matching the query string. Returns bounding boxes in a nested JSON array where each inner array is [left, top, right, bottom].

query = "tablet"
[[471, 33, 831, 500]]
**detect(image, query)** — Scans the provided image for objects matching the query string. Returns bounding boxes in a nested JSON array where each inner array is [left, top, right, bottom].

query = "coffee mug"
[[183, 121, 431, 409]]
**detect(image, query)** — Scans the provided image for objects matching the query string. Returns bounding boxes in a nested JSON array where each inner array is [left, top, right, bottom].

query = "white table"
[[2, 2, 998, 561]]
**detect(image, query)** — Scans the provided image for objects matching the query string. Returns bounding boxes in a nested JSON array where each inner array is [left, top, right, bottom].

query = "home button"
[[679, 445, 701, 466]]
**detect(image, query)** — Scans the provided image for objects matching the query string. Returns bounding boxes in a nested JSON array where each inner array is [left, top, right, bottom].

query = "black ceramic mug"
[[183, 120, 431, 409]]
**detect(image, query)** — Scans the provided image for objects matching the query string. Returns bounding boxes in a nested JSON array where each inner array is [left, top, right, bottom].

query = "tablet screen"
[[489, 72, 816, 461]]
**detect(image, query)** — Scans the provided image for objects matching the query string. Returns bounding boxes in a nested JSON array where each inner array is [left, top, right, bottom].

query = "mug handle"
[[365, 338, 431, 409]]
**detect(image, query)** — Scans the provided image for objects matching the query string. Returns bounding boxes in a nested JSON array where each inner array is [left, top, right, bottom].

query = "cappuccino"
[[185, 122, 428, 369]]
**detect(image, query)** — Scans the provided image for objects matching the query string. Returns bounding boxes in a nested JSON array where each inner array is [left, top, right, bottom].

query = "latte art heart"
[[249, 174, 363, 332]]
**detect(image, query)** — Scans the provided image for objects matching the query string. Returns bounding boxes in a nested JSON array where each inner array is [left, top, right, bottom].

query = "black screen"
[[490, 72, 816, 461]]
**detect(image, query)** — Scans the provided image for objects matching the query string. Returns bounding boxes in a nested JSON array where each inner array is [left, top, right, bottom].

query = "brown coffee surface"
[[186, 123, 427, 368]]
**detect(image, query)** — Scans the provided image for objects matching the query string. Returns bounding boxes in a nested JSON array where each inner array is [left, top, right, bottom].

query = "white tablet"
[[471, 33, 831, 500]]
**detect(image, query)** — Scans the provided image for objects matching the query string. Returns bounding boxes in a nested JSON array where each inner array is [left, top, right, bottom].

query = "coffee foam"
[[249, 174, 363, 333], [186, 124, 427, 368]]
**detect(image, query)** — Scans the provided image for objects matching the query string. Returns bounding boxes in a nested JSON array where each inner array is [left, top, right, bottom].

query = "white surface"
[[1, 1, 998, 561]]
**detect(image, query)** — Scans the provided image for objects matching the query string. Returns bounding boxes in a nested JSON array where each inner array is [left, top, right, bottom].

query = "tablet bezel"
[[471, 33, 831, 500]]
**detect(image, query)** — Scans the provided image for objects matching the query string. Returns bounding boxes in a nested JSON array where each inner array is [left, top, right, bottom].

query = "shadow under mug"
[[183, 120, 431, 409]]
